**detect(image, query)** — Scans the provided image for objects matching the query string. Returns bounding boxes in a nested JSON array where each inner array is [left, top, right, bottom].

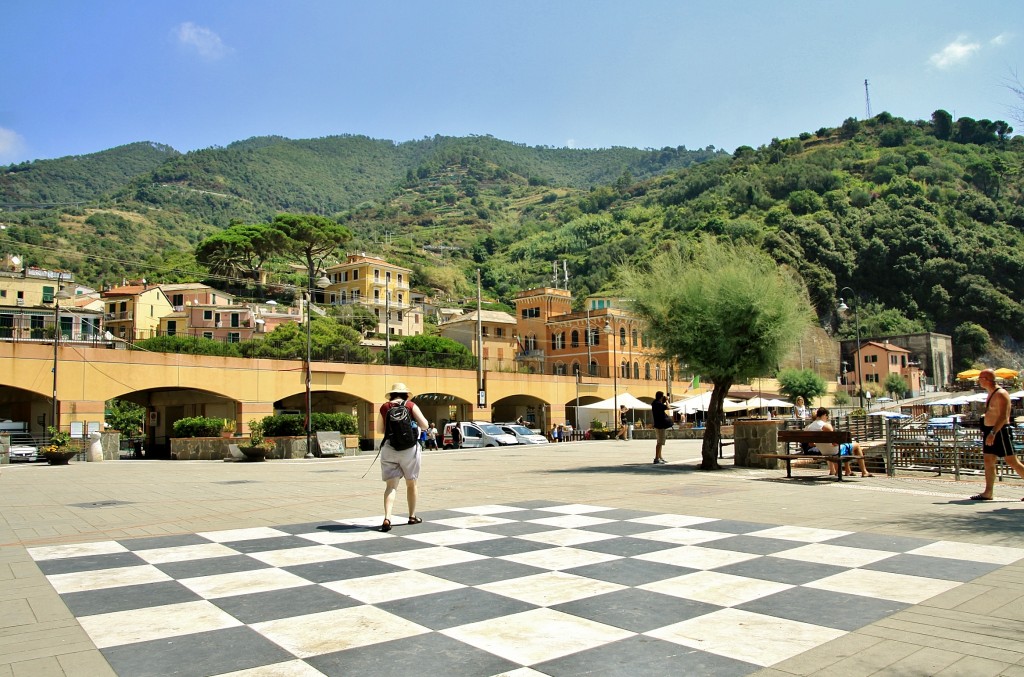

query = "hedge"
[[261, 413, 358, 437], [171, 416, 226, 438]]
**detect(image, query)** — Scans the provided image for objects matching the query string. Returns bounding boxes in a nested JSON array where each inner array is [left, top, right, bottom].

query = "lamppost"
[[838, 287, 864, 409], [385, 289, 391, 365], [51, 286, 73, 431], [604, 318, 618, 428], [305, 275, 331, 459], [585, 304, 593, 376]]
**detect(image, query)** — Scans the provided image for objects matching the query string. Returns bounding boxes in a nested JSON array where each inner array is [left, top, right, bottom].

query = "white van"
[[443, 421, 518, 449]]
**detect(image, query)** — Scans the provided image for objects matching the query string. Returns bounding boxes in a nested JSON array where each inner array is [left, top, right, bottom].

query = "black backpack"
[[385, 401, 418, 450]]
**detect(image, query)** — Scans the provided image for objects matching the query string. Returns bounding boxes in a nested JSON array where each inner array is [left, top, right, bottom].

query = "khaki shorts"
[[655, 428, 667, 444], [381, 441, 421, 481]]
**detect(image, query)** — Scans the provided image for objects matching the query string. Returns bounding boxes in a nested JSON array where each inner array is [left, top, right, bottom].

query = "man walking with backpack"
[[379, 383, 429, 532]]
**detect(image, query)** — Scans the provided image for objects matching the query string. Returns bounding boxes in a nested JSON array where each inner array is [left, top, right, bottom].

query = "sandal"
[[407, 516, 423, 525], [380, 518, 392, 532], [969, 494, 993, 501]]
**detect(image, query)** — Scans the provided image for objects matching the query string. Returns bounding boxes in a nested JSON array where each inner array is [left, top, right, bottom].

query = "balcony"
[[104, 311, 134, 321]]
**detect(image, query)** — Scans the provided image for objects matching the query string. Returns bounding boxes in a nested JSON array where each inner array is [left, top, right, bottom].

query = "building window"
[[204, 310, 213, 321], [482, 326, 489, 337], [553, 363, 567, 376], [172, 294, 184, 307], [495, 327, 503, 337], [524, 334, 537, 351], [397, 311, 403, 321], [203, 331, 213, 340], [386, 271, 391, 283], [521, 307, 540, 318], [645, 362, 652, 379], [589, 360, 598, 376], [633, 362, 640, 379], [632, 329, 639, 346], [397, 293, 403, 304], [231, 313, 240, 328], [655, 365, 661, 380], [572, 362, 581, 376], [167, 321, 177, 336], [398, 274, 403, 285], [374, 289, 380, 301], [374, 269, 380, 281], [0, 290, 5, 298], [352, 270, 359, 281], [228, 332, 240, 343], [590, 328, 600, 346], [571, 330, 579, 347], [43, 286, 54, 303]]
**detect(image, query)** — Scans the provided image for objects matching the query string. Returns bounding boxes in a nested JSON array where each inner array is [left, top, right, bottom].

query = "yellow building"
[[0, 264, 102, 340], [101, 284, 174, 340], [323, 254, 423, 337], [437, 310, 519, 370]]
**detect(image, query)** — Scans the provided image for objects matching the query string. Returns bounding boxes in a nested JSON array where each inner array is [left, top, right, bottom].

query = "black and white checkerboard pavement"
[[28, 500, 1024, 677]]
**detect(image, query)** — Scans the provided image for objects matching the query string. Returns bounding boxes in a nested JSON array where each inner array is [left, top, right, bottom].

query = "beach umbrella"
[[579, 393, 652, 411], [956, 369, 981, 380], [993, 368, 1019, 380]]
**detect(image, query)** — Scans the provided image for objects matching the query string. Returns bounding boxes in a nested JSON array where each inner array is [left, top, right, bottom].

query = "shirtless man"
[[971, 368, 1024, 500]]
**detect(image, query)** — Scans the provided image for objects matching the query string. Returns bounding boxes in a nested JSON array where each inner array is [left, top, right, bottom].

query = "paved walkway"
[[2, 440, 1023, 676]]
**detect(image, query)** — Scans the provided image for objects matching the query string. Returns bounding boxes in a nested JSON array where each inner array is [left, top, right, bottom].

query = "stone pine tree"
[[619, 237, 813, 470]]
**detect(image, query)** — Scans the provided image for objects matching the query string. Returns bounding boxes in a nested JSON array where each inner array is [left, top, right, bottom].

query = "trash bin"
[[359, 438, 375, 452]]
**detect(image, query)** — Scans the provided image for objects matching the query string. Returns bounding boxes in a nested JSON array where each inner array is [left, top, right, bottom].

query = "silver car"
[[7, 433, 40, 462], [499, 424, 549, 444]]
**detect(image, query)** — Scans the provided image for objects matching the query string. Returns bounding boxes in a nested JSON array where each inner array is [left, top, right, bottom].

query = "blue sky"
[[1, 1, 1020, 164]]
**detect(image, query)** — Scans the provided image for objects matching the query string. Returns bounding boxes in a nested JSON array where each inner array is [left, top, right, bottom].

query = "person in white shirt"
[[793, 396, 810, 421], [804, 408, 873, 477]]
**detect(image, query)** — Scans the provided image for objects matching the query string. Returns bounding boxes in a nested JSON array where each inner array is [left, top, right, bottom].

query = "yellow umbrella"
[[956, 369, 981, 380], [993, 368, 1019, 380]]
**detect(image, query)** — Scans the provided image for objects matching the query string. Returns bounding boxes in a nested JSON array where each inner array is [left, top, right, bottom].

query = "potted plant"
[[240, 419, 274, 461], [42, 426, 78, 465], [589, 419, 610, 441], [220, 418, 236, 438]]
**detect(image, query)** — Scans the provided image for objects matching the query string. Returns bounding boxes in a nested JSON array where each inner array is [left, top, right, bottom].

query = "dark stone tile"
[[120, 534, 213, 551], [686, 519, 775, 534], [862, 553, 1003, 582], [827, 532, 935, 552], [564, 559, 697, 587], [475, 521, 561, 537], [737, 587, 908, 631], [449, 537, 555, 558], [283, 556, 404, 584], [553, 588, 721, 633], [308, 631, 518, 677], [335, 536, 436, 557], [535, 635, 758, 677], [504, 499, 567, 509], [574, 537, 681, 558], [37, 551, 147, 575], [587, 508, 660, 521], [518, 509, 585, 522], [212, 584, 359, 623], [417, 509, 482, 522], [715, 556, 847, 585], [423, 558, 547, 586], [101, 626, 293, 677], [703, 535, 803, 555], [379, 587, 536, 630], [220, 535, 326, 554], [275, 521, 368, 535], [577, 520, 665, 537], [61, 581, 201, 616], [156, 554, 267, 580]]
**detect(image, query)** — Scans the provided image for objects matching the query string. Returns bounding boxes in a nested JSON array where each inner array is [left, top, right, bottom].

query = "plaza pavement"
[[1, 438, 1023, 677]]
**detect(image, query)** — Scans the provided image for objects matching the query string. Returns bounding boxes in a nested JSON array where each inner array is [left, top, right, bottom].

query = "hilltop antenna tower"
[[864, 79, 872, 119]]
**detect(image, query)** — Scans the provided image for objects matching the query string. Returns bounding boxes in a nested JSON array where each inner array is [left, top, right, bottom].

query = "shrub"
[[171, 416, 226, 438], [260, 413, 358, 437]]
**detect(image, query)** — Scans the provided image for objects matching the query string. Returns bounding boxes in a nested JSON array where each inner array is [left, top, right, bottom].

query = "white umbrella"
[[670, 392, 746, 414], [1008, 390, 1024, 400], [744, 397, 794, 409], [579, 392, 652, 411], [868, 411, 910, 418]]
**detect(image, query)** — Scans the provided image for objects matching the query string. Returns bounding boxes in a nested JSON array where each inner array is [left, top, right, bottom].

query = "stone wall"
[[733, 419, 783, 468]]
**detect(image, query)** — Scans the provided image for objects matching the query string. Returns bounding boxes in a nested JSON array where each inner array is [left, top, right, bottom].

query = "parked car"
[[498, 424, 549, 445], [442, 421, 518, 449], [7, 433, 40, 462]]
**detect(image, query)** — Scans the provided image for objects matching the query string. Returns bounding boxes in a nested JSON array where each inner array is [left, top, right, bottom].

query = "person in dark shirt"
[[651, 391, 673, 465]]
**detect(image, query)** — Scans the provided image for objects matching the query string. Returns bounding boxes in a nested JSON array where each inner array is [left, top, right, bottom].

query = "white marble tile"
[[805, 568, 962, 604], [640, 570, 793, 607], [627, 514, 720, 528], [451, 504, 526, 515], [198, 527, 290, 543], [536, 504, 610, 515], [79, 600, 241, 649], [747, 525, 851, 543], [253, 605, 429, 657], [516, 528, 617, 547], [404, 528, 504, 547], [134, 543, 240, 564], [322, 570, 464, 604], [48, 565, 172, 594], [908, 541, 1024, 565], [488, 669, 548, 677], [770, 543, 896, 568], [27, 541, 126, 561], [647, 607, 845, 667], [442, 607, 633, 665], [247, 545, 359, 568], [295, 530, 384, 545], [525, 514, 614, 529], [179, 567, 309, 599], [432, 514, 517, 529], [500, 546, 621, 571], [634, 545, 760, 570], [633, 527, 733, 546], [371, 545, 487, 570], [212, 659, 327, 676], [479, 571, 625, 606]]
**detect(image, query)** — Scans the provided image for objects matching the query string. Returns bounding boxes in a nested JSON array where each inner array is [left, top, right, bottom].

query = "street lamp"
[[305, 275, 331, 459], [604, 318, 618, 429], [838, 287, 864, 409], [51, 286, 73, 431]]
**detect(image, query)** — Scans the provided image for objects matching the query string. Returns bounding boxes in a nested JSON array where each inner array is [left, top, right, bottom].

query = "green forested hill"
[[2, 117, 1022, 350]]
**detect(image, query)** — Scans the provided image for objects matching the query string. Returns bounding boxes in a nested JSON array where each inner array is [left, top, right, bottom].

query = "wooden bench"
[[758, 429, 853, 481]]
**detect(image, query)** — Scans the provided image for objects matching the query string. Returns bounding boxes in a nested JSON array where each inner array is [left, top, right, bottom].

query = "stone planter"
[[238, 446, 268, 462], [43, 450, 78, 465]]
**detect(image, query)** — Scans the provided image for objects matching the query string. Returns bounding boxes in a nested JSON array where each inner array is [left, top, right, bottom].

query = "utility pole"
[[864, 79, 872, 119]]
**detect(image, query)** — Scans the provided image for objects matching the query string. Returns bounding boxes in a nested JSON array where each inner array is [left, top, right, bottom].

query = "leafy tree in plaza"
[[272, 213, 353, 287], [620, 237, 813, 470], [776, 368, 829, 406], [105, 398, 146, 438], [389, 334, 476, 369], [884, 373, 909, 399]]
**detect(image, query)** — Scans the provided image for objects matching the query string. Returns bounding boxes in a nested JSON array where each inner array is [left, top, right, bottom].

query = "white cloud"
[[929, 37, 980, 69], [0, 127, 27, 164], [990, 32, 1011, 46], [176, 22, 231, 60]]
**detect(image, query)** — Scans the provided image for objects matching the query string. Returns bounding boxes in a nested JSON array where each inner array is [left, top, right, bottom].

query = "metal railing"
[[887, 421, 1019, 480]]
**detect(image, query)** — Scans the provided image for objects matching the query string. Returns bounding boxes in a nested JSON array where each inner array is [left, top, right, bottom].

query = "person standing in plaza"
[[651, 390, 672, 464], [971, 368, 1024, 500], [793, 396, 810, 421], [450, 420, 463, 449], [616, 405, 629, 440], [378, 383, 429, 532], [426, 422, 439, 450]]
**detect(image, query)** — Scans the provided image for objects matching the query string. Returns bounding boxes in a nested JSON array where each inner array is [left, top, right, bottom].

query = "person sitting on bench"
[[805, 407, 873, 477]]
